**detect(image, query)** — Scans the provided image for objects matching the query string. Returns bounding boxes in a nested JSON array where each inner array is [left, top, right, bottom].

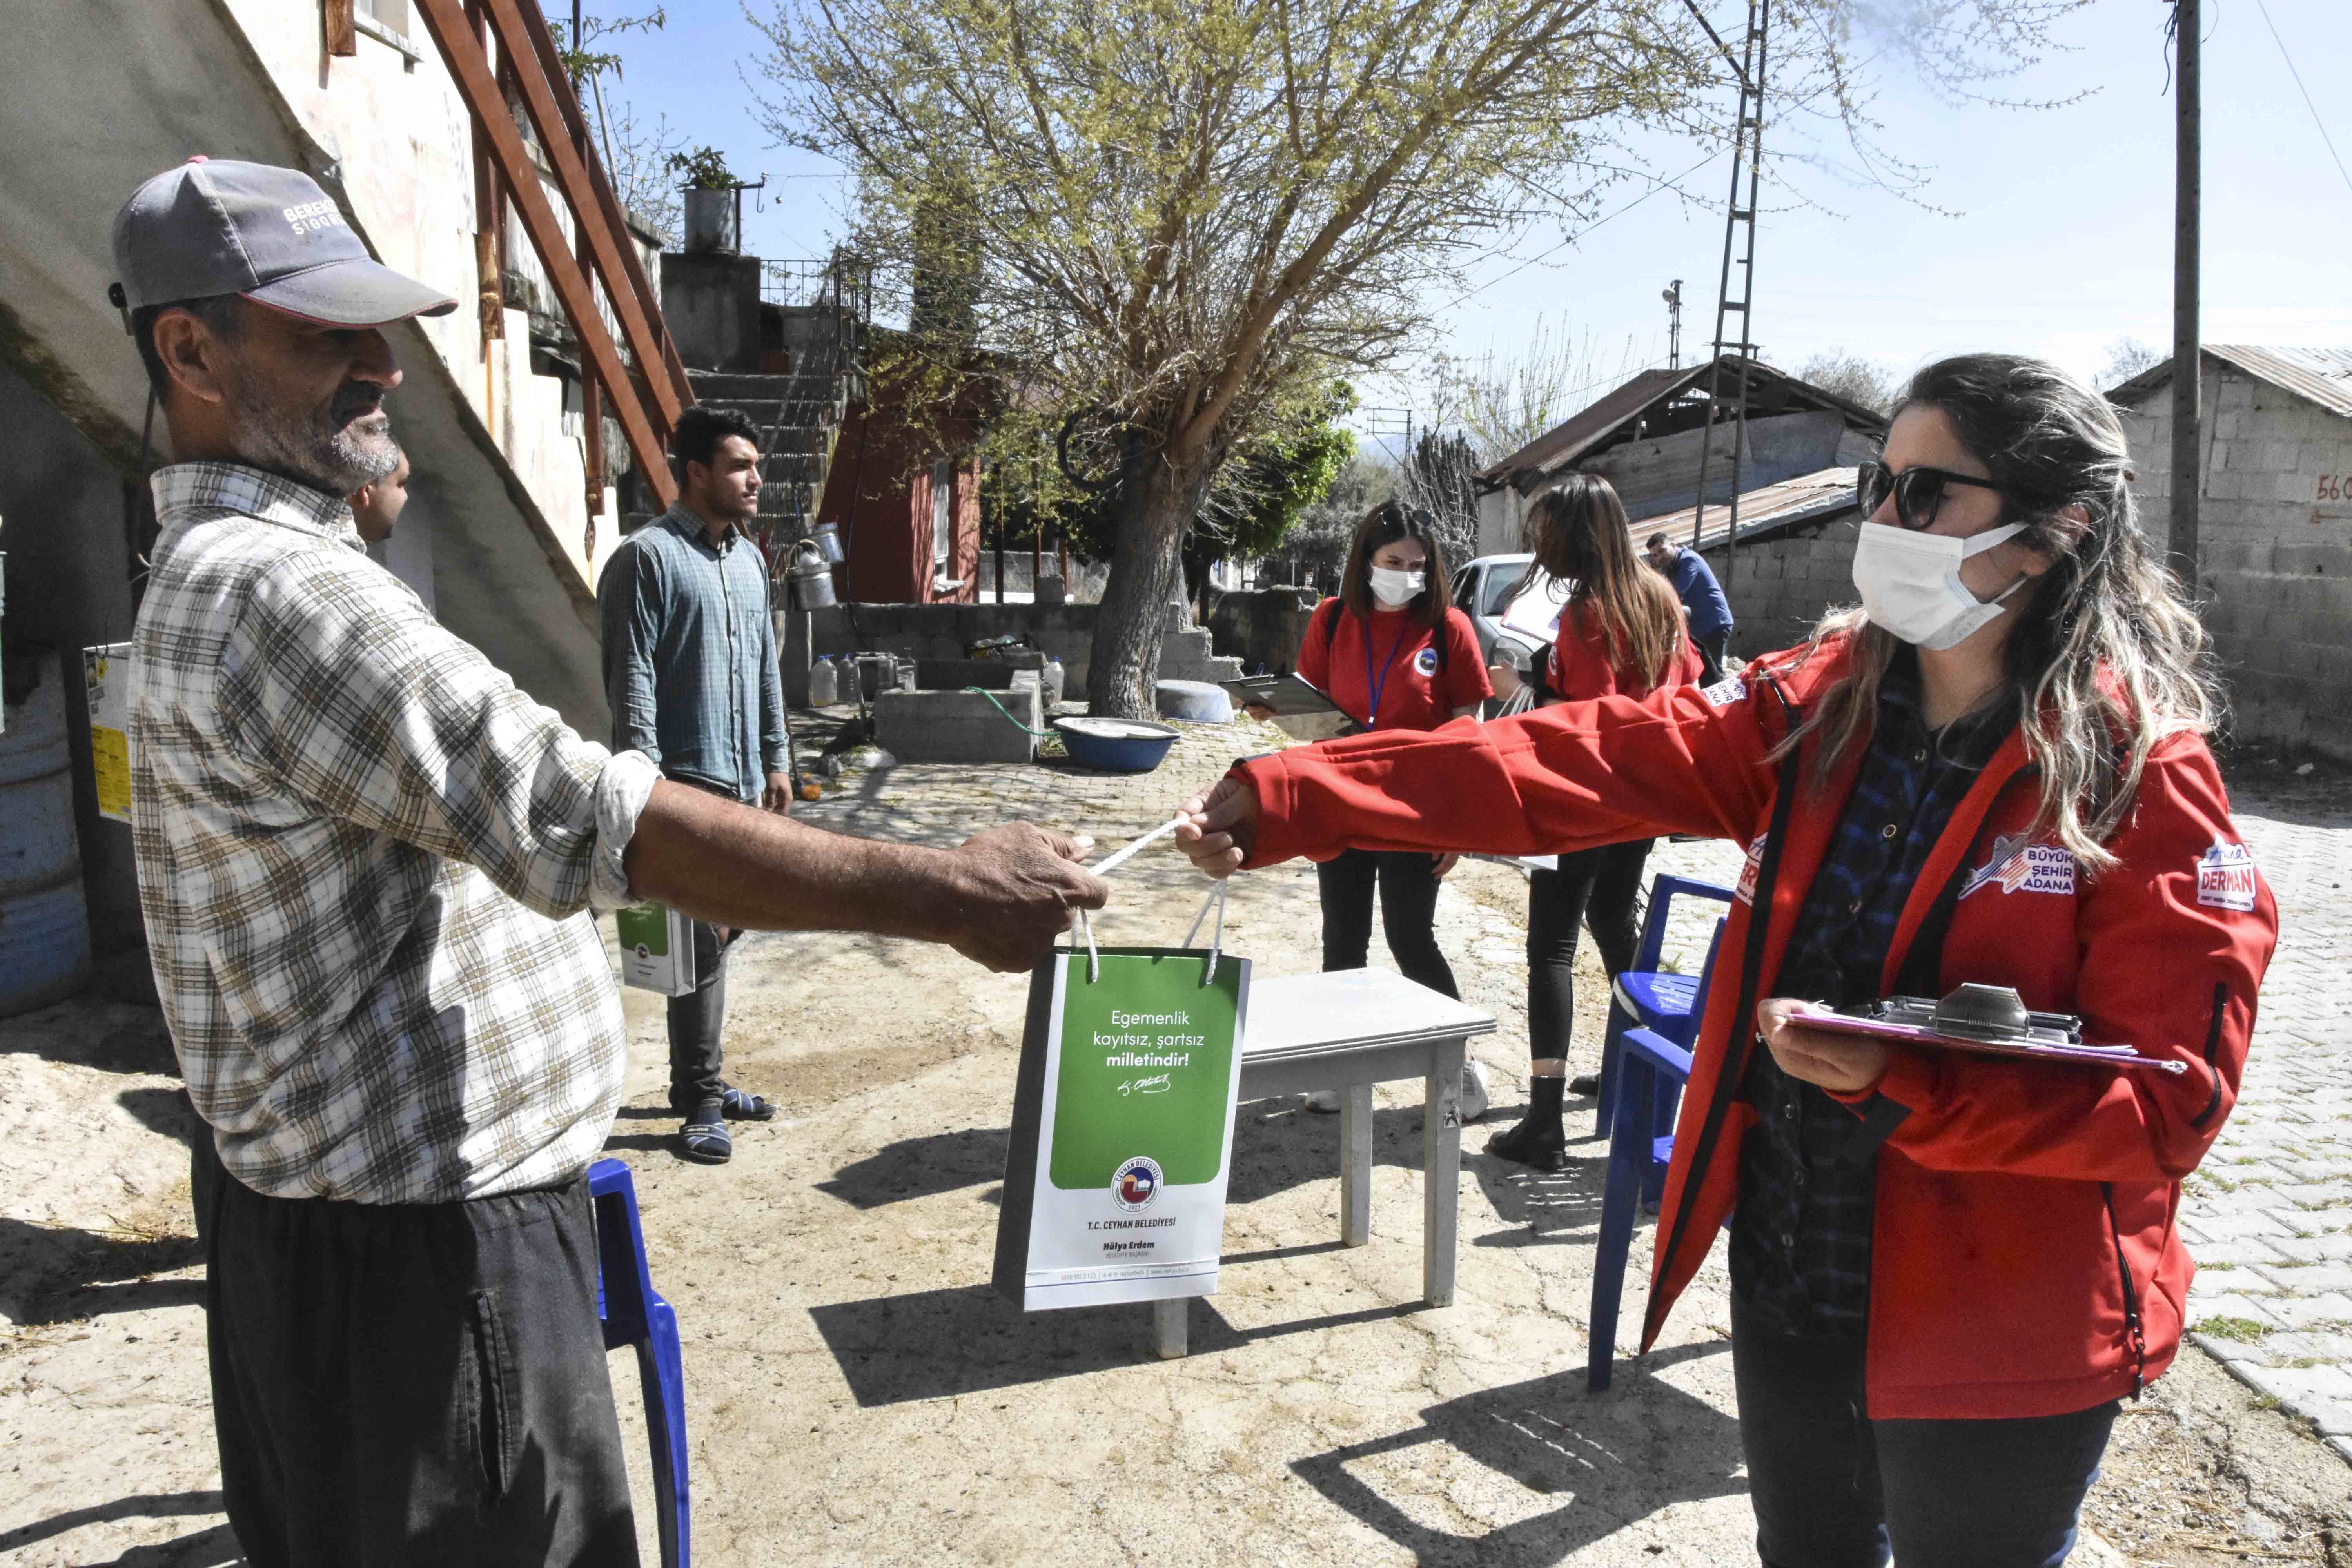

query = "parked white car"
[[1452, 552, 1573, 679]]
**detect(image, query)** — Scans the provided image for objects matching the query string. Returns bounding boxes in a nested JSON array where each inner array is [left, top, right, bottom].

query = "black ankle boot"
[[1486, 1075, 1568, 1172]]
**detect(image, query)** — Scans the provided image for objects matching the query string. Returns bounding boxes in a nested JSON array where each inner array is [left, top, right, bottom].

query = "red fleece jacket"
[[1234, 637, 2277, 1418]]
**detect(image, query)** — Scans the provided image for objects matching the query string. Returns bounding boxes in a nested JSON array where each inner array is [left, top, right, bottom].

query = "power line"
[[2253, 0, 2352, 200], [1437, 151, 1725, 311]]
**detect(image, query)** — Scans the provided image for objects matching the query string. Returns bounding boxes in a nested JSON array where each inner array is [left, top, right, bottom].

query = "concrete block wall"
[[1706, 517, 1863, 660], [2120, 372, 2352, 760], [1206, 587, 1321, 675], [778, 600, 1238, 705]]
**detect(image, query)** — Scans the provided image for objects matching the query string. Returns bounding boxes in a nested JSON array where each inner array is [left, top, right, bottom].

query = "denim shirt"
[[597, 508, 789, 803], [1731, 660, 2012, 1336]]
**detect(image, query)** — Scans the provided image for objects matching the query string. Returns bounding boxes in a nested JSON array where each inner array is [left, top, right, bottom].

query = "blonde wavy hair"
[[1780, 353, 2219, 871]]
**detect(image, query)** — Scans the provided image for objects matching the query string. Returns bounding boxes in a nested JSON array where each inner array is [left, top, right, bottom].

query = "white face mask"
[[1368, 566, 1425, 607], [1849, 521, 2031, 651]]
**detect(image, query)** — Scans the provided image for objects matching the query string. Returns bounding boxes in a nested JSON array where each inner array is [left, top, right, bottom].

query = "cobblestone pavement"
[[2174, 787, 2352, 1465]]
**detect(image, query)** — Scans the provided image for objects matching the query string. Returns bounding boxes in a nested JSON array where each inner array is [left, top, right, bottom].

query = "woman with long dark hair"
[[1279, 501, 1491, 1108], [1485, 474, 1702, 1171], [1181, 355, 2276, 1563]]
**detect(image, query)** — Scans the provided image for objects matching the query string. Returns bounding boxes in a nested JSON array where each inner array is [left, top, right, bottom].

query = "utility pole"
[[1663, 279, 1684, 369], [1688, 0, 1769, 599], [2169, 0, 2202, 582]]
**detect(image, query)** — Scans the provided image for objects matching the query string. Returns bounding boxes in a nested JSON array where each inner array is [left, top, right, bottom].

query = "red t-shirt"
[[1546, 601, 1704, 702], [1296, 599, 1492, 731]]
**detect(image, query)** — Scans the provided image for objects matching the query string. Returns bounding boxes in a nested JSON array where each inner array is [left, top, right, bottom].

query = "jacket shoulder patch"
[[1735, 834, 1767, 905], [1961, 833, 2078, 899], [2196, 840, 2259, 912]]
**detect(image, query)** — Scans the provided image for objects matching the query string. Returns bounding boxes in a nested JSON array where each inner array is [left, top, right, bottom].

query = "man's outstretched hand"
[[1174, 776, 1259, 879], [937, 824, 1109, 971]]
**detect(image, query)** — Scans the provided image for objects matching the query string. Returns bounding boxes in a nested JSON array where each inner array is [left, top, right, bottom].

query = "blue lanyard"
[[1362, 617, 1415, 730]]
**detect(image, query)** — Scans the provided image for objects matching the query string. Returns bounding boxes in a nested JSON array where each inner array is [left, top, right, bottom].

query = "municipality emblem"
[[1112, 1155, 1163, 1211], [1414, 646, 1440, 677], [1961, 832, 2076, 899]]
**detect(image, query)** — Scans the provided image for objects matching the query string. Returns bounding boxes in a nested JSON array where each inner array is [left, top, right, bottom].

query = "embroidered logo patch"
[[1960, 832, 2078, 899], [2196, 840, 2259, 912], [1702, 676, 1747, 708], [1735, 835, 1767, 905], [1414, 646, 1440, 677]]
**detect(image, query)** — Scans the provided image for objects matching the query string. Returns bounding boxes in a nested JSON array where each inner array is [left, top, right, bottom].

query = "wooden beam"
[[412, 0, 675, 508], [475, 0, 682, 431], [508, 0, 694, 414], [325, 0, 358, 55]]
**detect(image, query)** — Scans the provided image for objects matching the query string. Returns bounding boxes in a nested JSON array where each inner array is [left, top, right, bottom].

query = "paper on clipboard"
[[1800, 1000, 2183, 1074], [1497, 570, 1573, 648], [1218, 672, 1344, 717]]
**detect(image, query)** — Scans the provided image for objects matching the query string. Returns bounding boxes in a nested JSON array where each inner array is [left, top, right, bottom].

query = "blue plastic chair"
[[1593, 874, 1735, 1140], [588, 1158, 691, 1568], [1587, 919, 1725, 1393]]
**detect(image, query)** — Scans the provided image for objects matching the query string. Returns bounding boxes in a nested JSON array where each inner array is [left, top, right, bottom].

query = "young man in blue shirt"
[[600, 407, 794, 1163], [1646, 531, 1735, 684]]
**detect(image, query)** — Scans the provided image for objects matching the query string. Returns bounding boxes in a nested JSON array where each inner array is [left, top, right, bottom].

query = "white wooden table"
[[1153, 968, 1497, 1357]]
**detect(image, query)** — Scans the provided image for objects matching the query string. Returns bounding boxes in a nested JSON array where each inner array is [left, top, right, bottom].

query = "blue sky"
[[606, 0, 2350, 405]]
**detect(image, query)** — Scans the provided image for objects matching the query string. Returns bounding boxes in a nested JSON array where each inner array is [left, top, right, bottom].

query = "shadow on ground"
[[0, 1491, 230, 1561], [808, 1284, 1433, 1407], [1290, 1342, 1746, 1566]]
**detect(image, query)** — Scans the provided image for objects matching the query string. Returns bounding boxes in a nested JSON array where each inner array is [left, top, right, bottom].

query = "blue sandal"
[[679, 1114, 732, 1164], [718, 1086, 777, 1122]]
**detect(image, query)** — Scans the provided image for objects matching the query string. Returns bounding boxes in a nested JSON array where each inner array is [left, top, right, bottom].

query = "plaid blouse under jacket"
[[130, 463, 657, 1205]]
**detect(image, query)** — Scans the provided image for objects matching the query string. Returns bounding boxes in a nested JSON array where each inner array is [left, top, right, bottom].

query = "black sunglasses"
[[1857, 461, 2012, 532]]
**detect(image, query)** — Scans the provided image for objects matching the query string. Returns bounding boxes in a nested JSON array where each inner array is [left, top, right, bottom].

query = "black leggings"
[[1525, 839, 1654, 1060], [1316, 848, 1461, 999]]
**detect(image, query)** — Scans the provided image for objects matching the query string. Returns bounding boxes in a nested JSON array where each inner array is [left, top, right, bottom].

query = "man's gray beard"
[[224, 374, 399, 495]]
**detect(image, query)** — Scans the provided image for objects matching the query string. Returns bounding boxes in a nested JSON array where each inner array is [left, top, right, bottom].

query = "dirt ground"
[[3, 717, 2348, 1564]]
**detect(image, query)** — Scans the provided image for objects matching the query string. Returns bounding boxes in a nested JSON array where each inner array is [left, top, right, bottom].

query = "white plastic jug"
[[1045, 657, 1065, 704], [808, 655, 838, 707]]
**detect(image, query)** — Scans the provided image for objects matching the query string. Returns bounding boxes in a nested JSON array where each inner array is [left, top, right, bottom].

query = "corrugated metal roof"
[[1476, 355, 1891, 491], [1630, 466, 1860, 552], [2109, 345, 2352, 419], [1475, 365, 1701, 486]]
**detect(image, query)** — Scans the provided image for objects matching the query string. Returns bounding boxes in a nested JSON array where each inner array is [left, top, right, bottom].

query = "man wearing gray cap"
[[116, 158, 1105, 1566]]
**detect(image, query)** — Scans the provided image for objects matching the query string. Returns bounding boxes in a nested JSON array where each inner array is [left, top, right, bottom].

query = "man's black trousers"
[[667, 918, 731, 1114], [196, 1141, 640, 1567]]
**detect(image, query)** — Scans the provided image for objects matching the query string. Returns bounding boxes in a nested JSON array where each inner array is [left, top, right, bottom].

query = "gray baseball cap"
[[111, 157, 457, 326]]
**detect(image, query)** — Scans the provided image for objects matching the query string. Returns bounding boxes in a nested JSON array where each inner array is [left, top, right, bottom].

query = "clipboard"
[[1220, 672, 1345, 718], [1802, 985, 2184, 1075]]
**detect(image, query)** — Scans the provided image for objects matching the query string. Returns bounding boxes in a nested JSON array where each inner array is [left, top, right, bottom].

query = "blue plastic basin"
[[1054, 716, 1180, 773]]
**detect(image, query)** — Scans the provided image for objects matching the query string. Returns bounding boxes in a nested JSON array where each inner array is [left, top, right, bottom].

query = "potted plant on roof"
[[671, 147, 741, 254]]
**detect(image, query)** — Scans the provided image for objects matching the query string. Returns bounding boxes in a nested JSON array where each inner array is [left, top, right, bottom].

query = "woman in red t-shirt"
[[1486, 474, 1701, 1170], [1282, 503, 1490, 1105]]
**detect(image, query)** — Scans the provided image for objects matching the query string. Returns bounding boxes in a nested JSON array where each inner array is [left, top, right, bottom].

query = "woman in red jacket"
[[1279, 502, 1490, 1109], [1487, 474, 1704, 1171], [1181, 355, 2276, 1566]]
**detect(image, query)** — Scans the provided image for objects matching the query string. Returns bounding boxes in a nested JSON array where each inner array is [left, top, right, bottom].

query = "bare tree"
[[1795, 349, 1906, 416], [1417, 317, 1649, 466], [554, 9, 682, 243], [757, 0, 2089, 715], [2101, 336, 2164, 392]]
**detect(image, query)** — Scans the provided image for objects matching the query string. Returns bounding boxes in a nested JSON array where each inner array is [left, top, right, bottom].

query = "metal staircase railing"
[[412, 0, 696, 512]]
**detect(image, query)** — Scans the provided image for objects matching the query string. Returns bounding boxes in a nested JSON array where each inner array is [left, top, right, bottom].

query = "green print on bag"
[[1047, 950, 1243, 1191]]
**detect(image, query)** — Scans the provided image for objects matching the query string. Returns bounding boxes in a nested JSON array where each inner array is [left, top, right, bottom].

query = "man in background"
[[348, 441, 407, 544], [1645, 530, 1734, 684], [598, 406, 792, 1165], [116, 157, 1101, 1567]]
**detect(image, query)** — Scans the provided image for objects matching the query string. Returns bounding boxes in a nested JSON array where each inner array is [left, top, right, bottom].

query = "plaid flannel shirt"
[[130, 463, 657, 1204]]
